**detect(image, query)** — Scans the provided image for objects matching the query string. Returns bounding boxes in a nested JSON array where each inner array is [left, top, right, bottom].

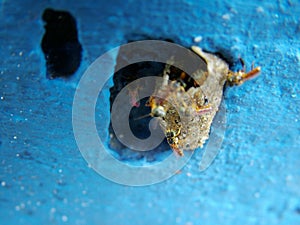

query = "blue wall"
[[0, 0, 300, 224]]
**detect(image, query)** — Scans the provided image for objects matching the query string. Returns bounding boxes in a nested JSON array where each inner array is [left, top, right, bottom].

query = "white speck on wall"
[[222, 13, 230, 20], [254, 192, 260, 198], [256, 6, 264, 13], [20, 203, 25, 209], [81, 201, 88, 207], [296, 51, 300, 62], [230, 45, 241, 51], [286, 175, 293, 181], [1, 181, 6, 187], [193, 36, 202, 43], [253, 44, 259, 50], [13, 136, 17, 140], [249, 160, 254, 166], [62, 215, 68, 222], [50, 208, 56, 213], [176, 217, 181, 223]]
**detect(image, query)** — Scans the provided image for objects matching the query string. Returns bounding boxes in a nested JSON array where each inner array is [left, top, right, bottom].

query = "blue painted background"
[[1, 0, 300, 224]]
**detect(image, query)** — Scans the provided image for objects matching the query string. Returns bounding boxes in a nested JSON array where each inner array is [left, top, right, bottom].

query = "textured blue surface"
[[1, 0, 300, 224]]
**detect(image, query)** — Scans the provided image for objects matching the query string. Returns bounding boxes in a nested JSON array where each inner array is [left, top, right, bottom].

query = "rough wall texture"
[[0, 0, 300, 224]]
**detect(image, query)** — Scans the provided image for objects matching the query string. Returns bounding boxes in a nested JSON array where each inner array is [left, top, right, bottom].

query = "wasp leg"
[[227, 66, 261, 86], [194, 104, 212, 115], [171, 144, 184, 156], [243, 67, 261, 81]]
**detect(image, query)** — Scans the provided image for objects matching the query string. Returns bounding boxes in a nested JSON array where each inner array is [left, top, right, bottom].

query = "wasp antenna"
[[172, 146, 184, 157], [239, 57, 246, 72], [251, 61, 256, 70], [134, 113, 151, 121]]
